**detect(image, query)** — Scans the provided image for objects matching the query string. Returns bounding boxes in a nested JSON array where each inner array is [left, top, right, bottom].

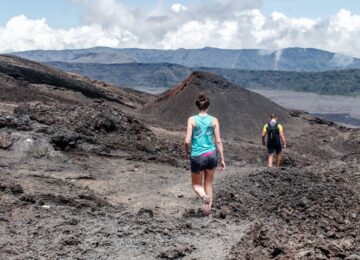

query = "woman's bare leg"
[[268, 154, 274, 167], [276, 153, 282, 167], [192, 171, 206, 198], [204, 169, 215, 207]]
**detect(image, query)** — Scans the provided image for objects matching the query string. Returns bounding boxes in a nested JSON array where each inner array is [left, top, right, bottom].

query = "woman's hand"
[[220, 160, 226, 171], [185, 117, 193, 161]]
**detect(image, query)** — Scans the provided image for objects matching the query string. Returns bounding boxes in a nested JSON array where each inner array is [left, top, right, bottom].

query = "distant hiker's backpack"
[[267, 123, 280, 144]]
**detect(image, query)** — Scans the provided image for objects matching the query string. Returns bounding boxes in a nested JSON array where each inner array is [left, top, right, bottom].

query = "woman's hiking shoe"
[[202, 204, 211, 216], [202, 194, 211, 205]]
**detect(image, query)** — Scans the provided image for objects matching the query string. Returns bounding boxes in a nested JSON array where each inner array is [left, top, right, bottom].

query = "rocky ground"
[[224, 164, 360, 259], [0, 157, 359, 259], [0, 55, 359, 259], [1, 103, 359, 259]]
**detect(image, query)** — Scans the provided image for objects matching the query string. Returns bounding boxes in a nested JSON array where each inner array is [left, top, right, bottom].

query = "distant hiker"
[[184, 93, 225, 216], [262, 114, 287, 168]]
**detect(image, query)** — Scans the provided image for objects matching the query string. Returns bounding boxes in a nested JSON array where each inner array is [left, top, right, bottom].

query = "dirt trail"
[[1, 152, 253, 259], [3, 152, 359, 259]]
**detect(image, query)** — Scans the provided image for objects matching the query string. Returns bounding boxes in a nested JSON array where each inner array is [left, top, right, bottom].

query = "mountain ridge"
[[11, 47, 360, 72]]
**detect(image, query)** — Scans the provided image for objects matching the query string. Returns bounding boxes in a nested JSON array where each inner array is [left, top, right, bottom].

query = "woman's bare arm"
[[213, 118, 226, 170], [184, 117, 194, 159], [280, 131, 287, 148]]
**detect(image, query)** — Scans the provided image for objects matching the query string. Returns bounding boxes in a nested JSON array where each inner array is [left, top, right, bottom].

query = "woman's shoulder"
[[187, 115, 195, 124], [210, 114, 217, 120], [209, 115, 218, 125]]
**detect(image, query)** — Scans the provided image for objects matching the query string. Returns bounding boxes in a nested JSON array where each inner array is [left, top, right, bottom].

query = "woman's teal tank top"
[[191, 114, 216, 156]]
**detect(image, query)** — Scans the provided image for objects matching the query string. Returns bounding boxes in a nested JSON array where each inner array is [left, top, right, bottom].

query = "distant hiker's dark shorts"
[[267, 142, 282, 154], [190, 152, 218, 173]]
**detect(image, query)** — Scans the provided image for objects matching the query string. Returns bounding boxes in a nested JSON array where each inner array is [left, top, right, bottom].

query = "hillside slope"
[[0, 54, 180, 164], [0, 55, 154, 108], [141, 71, 294, 138]]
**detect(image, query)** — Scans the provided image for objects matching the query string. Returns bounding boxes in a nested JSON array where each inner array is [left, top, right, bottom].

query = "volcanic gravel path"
[[1, 153, 359, 259]]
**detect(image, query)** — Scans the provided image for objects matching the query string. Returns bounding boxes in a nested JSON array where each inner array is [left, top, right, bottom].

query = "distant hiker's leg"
[[276, 153, 282, 167], [268, 154, 274, 167], [204, 168, 215, 207], [192, 172, 206, 198]]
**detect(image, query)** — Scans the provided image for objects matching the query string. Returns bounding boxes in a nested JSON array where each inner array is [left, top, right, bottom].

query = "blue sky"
[[1, 0, 80, 29], [1, 0, 359, 29], [262, 0, 360, 18]]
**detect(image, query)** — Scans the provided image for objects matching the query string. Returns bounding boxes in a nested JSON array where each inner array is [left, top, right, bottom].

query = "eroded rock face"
[[0, 182, 24, 195], [0, 115, 32, 131], [15, 102, 151, 136], [0, 132, 14, 149], [10, 102, 182, 163], [0, 131, 60, 159]]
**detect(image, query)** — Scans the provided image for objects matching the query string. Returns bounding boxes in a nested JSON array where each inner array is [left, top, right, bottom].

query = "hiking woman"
[[262, 113, 287, 167], [184, 93, 225, 215]]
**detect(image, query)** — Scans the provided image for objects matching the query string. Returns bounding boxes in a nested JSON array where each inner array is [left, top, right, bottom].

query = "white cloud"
[[0, 1, 360, 58], [0, 15, 139, 52], [171, 3, 187, 13], [161, 20, 220, 49]]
